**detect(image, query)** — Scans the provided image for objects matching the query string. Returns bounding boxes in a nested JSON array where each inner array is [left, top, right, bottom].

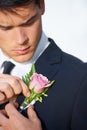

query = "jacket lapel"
[[35, 38, 62, 80]]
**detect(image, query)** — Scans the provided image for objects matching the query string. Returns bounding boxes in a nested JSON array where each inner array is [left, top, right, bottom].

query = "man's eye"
[[22, 20, 34, 27], [0, 27, 12, 31], [0, 28, 8, 31]]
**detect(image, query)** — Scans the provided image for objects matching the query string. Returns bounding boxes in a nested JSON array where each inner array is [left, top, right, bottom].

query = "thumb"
[[5, 102, 19, 118]]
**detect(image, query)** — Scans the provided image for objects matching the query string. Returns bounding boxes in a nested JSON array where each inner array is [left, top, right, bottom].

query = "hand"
[[0, 74, 30, 104], [0, 103, 42, 130]]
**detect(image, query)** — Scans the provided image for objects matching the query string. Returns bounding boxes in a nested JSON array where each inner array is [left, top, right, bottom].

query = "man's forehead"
[[0, 4, 37, 26], [0, 12, 29, 26]]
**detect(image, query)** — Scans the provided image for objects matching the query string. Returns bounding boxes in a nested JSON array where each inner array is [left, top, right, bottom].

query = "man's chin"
[[12, 55, 33, 63]]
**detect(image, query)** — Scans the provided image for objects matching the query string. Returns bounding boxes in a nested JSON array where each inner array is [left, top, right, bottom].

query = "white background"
[[42, 0, 87, 62]]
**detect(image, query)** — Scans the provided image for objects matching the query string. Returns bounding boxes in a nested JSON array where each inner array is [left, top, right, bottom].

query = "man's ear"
[[39, 0, 45, 15]]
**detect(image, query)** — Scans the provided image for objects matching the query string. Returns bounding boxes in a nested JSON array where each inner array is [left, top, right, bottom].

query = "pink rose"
[[29, 73, 50, 93]]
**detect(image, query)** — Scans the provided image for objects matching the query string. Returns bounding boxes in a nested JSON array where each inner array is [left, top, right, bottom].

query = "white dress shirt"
[[0, 32, 50, 78]]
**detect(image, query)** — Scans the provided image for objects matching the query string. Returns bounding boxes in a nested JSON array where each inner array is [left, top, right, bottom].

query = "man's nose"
[[14, 27, 28, 45]]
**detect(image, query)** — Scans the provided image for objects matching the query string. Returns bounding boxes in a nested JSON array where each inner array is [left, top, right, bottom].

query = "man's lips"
[[13, 47, 30, 55]]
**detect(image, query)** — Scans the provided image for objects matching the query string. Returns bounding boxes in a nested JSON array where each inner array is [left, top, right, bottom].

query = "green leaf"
[[22, 64, 36, 86], [50, 80, 55, 86], [29, 64, 36, 77]]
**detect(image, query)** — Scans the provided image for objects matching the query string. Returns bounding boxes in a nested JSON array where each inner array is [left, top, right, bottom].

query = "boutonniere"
[[19, 64, 54, 112]]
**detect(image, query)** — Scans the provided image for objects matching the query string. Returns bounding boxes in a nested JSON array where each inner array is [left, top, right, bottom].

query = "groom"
[[0, 0, 87, 130]]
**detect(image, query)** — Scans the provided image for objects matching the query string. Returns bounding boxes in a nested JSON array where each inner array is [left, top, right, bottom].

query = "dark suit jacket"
[[17, 38, 87, 130]]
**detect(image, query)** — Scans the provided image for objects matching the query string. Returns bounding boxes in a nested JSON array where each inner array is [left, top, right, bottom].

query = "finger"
[[18, 79, 30, 97], [0, 126, 4, 130], [0, 82, 14, 99], [4, 77, 22, 95], [7, 102, 19, 109], [0, 75, 22, 95], [0, 109, 9, 119], [0, 92, 5, 102], [0, 110, 8, 126], [5, 103, 21, 118], [10, 77, 30, 97], [11, 102, 19, 108], [27, 105, 38, 121], [14, 76, 30, 97]]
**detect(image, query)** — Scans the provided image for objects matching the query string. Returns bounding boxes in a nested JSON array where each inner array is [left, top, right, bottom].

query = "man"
[[0, 0, 87, 130]]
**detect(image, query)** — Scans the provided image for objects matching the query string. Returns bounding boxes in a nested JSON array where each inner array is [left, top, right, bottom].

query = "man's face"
[[0, 0, 44, 62]]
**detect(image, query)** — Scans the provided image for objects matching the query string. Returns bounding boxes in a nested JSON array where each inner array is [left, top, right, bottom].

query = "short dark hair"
[[0, 0, 40, 9], [0, 0, 40, 14]]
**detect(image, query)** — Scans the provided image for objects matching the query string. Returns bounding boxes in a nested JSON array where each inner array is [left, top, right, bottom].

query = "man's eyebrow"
[[20, 13, 38, 26]]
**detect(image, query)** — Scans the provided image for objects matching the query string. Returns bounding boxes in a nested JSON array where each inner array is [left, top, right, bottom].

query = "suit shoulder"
[[60, 50, 87, 76]]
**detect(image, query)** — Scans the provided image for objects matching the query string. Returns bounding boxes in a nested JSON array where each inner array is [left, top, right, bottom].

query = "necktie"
[[3, 61, 15, 74], [0, 61, 15, 110]]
